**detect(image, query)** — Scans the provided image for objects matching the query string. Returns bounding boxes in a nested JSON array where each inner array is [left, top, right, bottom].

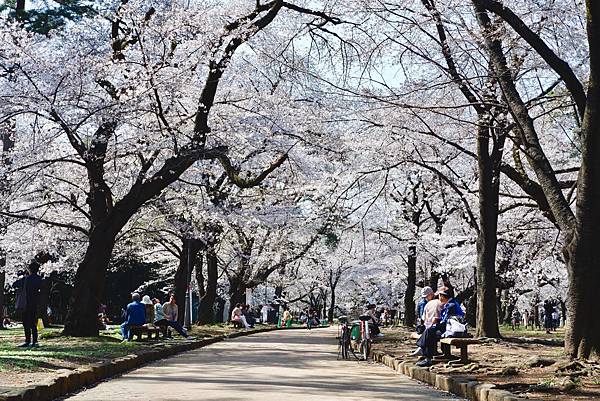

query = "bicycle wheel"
[[341, 329, 349, 359], [360, 339, 370, 361], [362, 340, 371, 361]]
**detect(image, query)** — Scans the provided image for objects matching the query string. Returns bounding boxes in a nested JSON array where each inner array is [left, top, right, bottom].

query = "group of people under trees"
[[411, 286, 465, 367], [510, 299, 562, 334], [120, 293, 191, 341], [230, 303, 259, 329]]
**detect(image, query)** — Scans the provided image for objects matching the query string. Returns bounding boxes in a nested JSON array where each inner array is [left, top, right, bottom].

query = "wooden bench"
[[440, 338, 480, 363], [129, 324, 162, 341], [409, 332, 480, 363]]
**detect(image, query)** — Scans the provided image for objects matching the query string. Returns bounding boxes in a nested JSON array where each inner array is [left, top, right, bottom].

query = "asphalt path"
[[63, 327, 463, 401]]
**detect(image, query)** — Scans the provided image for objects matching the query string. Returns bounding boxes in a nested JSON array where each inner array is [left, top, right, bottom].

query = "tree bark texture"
[[328, 286, 336, 323], [563, 1, 600, 358], [174, 238, 202, 325], [473, 0, 600, 358], [0, 270, 5, 329], [198, 250, 218, 324], [404, 243, 417, 326], [63, 228, 116, 336], [475, 123, 501, 338]]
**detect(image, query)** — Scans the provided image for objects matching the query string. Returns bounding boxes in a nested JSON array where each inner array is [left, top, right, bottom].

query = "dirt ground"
[[373, 326, 600, 401]]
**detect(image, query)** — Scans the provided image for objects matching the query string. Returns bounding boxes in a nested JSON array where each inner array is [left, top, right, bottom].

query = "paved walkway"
[[64, 327, 463, 401]]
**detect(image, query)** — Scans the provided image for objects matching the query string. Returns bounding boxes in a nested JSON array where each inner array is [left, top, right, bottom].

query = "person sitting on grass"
[[159, 294, 190, 338], [120, 293, 146, 342], [231, 303, 251, 329], [281, 307, 292, 327], [415, 288, 464, 367], [243, 304, 256, 328], [12, 263, 43, 348]]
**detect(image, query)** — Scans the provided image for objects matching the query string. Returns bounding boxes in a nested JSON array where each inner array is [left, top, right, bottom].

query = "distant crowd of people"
[[510, 299, 563, 333]]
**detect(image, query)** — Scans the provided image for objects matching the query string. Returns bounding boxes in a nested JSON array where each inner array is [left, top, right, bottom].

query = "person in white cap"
[[417, 286, 435, 326], [141, 295, 155, 324], [410, 286, 442, 357]]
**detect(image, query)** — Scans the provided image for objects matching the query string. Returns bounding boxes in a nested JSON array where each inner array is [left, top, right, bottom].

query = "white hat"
[[421, 286, 434, 298], [141, 295, 153, 305]]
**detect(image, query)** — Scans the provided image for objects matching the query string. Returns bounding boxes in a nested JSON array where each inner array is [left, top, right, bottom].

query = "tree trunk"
[[404, 243, 416, 326], [198, 250, 218, 324], [15, 0, 26, 21], [465, 293, 477, 327], [174, 238, 203, 325], [560, 1, 600, 360], [475, 124, 501, 338], [228, 279, 246, 318], [429, 270, 440, 291], [39, 279, 51, 327], [215, 297, 225, 323], [0, 270, 5, 329], [328, 285, 336, 323], [196, 254, 205, 300], [63, 229, 116, 336]]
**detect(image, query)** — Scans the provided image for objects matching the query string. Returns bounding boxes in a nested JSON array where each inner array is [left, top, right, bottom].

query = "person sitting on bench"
[[411, 287, 441, 356], [142, 295, 155, 324], [415, 288, 464, 367], [365, 304, 384, 337], [231, 303, 251, 328], [155, 295, 190, 338], [121, 293, 146, 342]]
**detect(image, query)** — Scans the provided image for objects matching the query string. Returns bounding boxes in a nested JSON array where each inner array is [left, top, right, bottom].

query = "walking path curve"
[[63, 327, 463, 401]]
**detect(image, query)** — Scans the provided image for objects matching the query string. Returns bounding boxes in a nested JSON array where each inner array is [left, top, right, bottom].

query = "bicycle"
[[337, 315, 373, 361], [357, 314, 372, 361], [337, 316, 352, 360]]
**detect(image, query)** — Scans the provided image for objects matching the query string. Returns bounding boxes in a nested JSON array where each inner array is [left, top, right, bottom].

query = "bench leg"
[[441, 342, 452, 357], [459, 345, 468, 363]]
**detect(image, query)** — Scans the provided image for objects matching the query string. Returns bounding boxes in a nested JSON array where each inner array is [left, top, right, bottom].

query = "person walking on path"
[[120, 293, 146, 341], [543, 300, 554, 334], [12, 262, 43, 348]]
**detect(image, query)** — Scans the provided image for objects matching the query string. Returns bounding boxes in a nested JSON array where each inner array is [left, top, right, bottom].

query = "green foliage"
[[0, 0, 95, 34]]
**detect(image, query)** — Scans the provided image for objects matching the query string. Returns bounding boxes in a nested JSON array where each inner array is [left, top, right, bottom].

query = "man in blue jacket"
[[120, 293, 146, 341], [12, 263, 43, 347], [416, 287, 465, 367]]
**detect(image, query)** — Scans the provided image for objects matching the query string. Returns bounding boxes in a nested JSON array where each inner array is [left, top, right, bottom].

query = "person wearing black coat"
[[12, 263, 43, 347]]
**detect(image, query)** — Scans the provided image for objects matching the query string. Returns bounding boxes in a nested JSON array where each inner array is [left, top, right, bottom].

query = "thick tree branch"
[[475, 0, 586, 118]]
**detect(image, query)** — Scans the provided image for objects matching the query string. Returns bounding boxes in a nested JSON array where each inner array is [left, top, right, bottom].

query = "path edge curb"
[[371, 350, 537, 401], [0, 325, 326, 401]]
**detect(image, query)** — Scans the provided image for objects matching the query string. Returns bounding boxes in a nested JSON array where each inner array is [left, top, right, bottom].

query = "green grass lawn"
[[0, 326, 143, 373], [499, 324, 565, 340], [0, 323, 273, 375]]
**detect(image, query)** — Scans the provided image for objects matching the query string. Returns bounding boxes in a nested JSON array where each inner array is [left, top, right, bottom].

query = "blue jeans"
[[120, 323, 131, 340], [155, 319, 188, 337]]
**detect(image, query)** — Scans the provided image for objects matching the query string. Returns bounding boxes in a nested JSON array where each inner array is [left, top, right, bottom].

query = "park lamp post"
[[184, 237, 193, 330]]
